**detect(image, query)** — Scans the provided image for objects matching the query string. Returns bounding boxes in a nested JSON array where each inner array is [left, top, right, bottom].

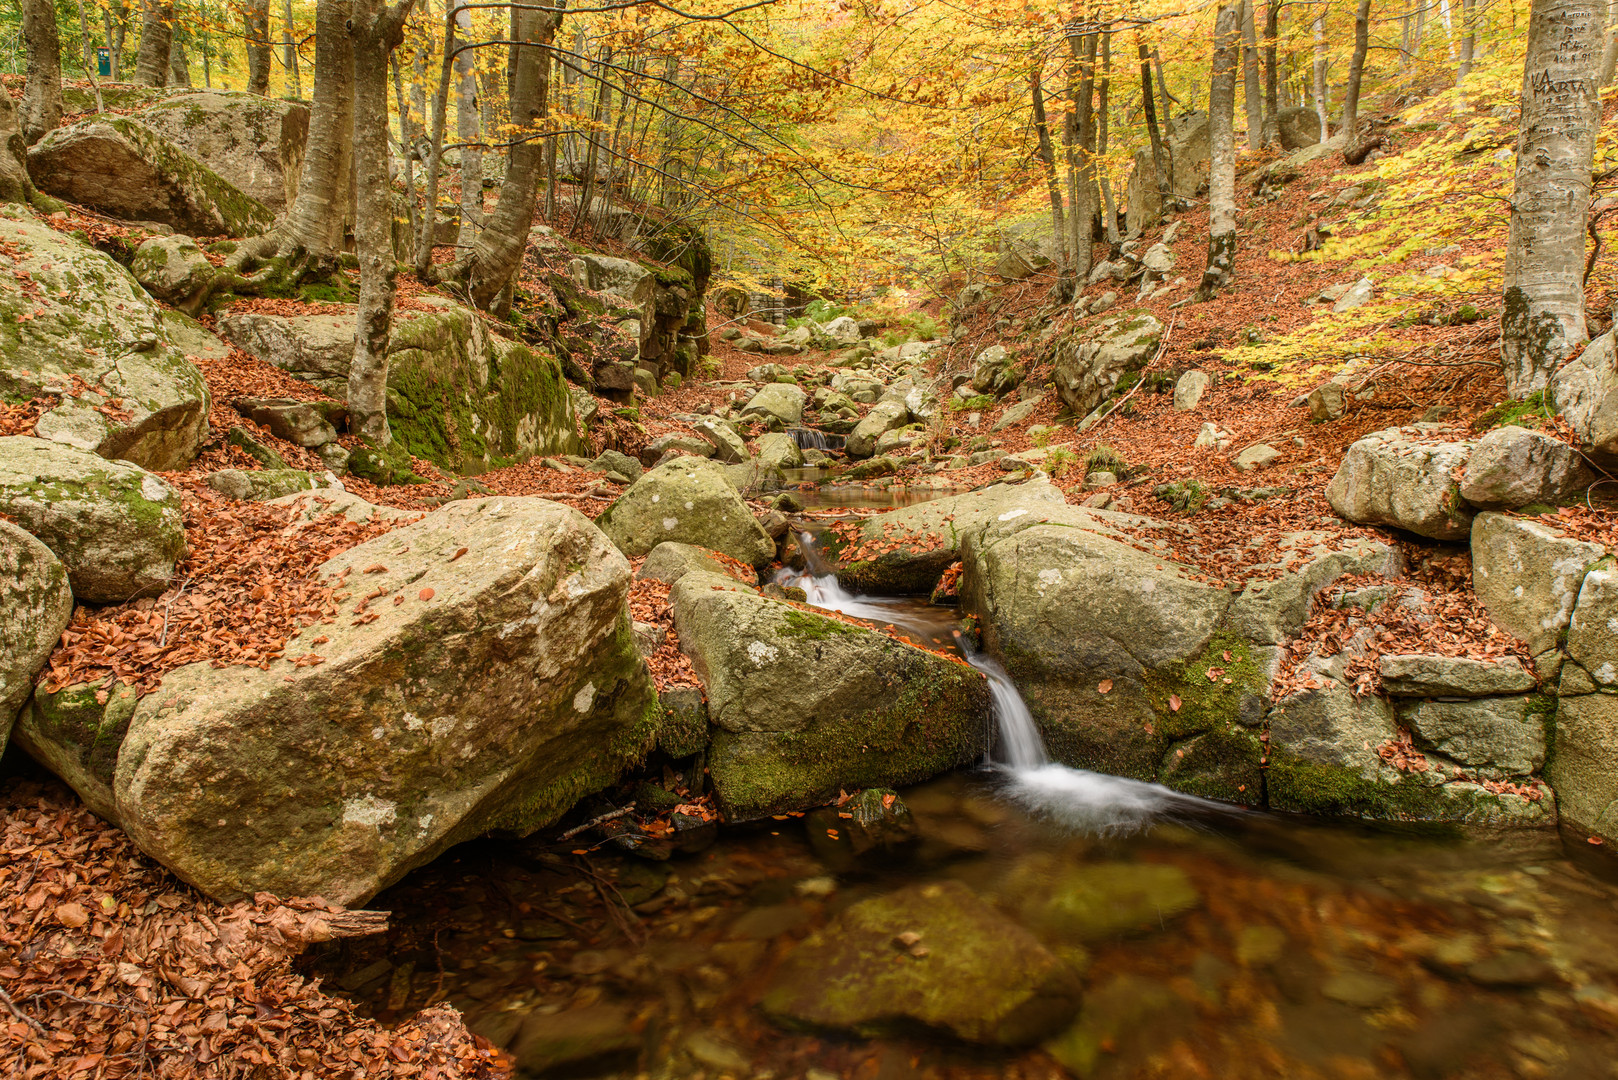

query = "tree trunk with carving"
[[135, 1, 174, 87], [349, 0, 417, 445], [1198, 2, 1241, 300], [1501, 0, 1605, 397], [20, 0, 62, 145]]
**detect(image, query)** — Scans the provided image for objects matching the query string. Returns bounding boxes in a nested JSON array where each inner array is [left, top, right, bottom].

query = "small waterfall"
[[781, 532, 1219, 834], [787, 427, 844, 452]]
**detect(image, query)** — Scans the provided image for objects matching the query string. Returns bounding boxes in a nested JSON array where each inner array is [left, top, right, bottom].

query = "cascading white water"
[[780, 531, 1219, 834]]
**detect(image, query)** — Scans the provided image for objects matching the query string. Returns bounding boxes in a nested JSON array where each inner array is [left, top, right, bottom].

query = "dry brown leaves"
[[42, 485, 410, 696], [0, 398, 47, 438], [626, 578, 701, 693], [827, 517, 951, 566], [0, 779, 508, 1080]]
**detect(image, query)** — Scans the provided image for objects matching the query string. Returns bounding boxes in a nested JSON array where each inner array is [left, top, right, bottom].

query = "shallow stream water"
[[311, 539, 1618, 1080]]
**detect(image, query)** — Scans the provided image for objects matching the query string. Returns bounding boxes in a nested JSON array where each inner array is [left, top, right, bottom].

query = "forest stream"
[[304, 523, 1618, 1080]]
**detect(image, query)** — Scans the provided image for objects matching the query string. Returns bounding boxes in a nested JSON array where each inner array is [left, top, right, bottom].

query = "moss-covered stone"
[[14, 681, 140, 822], [1159, 728, 1263, 805], [1, 521, 74, 757]]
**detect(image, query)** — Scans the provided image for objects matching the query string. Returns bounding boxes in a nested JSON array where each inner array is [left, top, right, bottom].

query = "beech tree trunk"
[[169, 33, 191, 86], [1098, 31, 1119, 244], [1139, 38, 1171, 213], [283, 0, 355, 260], [452, 0, 482, 245], [349, 0, 417, 445], [1241, 0, 1263, 150], [456, 2, 562, 308], [20, 0, 63, 146], [1030, 66, 1068, 265], [245, 0, 272, 95], [1314, 8, 1330, 134], [1342, 0, 1371, 140], [284, 0, 303, 98], [1501, 0, 1605, 397], [1262, 0, 1281, 144], [107, 4, 129, 82], [135, 1, 174, 86], [1199, 2, 1241, 299], [1072, 29, 1098, 278]]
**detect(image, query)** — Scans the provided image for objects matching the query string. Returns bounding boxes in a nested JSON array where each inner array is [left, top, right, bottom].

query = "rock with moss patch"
[[0, 215, 209, 470], [1470, 512, 1606, 655], [204, 468, 341, 502], [14, 680, 140, 821], [1000, 856, 1201, 942], [753, 432, 804, 471], [28, 116, 275, 235], [845, 456, 899, 481], [670, 572, 988, 817], [0, 436, 184, 602], [1, 521, 74, 755], [636, 541, 745, 586], [690, 416, 749, 464], [92, 497, 659, 904], [1052, 311, 1164, 418], [845, 400, 909, 458], [1325, 426, 1475, 540], [129, 235, 214, 312], [959, 505, 1235, 781], [1548, 329, 1618, 457], [0, 88, 33, 204], [761, 880, 1081, 1045], [1458, 426, 1593, 509], [740, 383, 807, 427], [597, 458, 774, 566], [131, 91, 309, 212]]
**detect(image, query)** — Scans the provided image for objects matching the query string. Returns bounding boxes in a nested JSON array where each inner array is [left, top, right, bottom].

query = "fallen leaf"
[[1169, 693, 1182, 712], [450, 547, 469, 561], [55, 902, 89, 928], [419, 587, 434, 601], [1097, 679, 1113, 694]]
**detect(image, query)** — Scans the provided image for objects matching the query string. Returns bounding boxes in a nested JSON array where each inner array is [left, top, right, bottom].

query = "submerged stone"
[[1000, 857, 1201, 943]]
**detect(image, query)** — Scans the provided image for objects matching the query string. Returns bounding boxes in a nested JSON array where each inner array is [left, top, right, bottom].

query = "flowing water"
[[311, 541, 1618, 1080]]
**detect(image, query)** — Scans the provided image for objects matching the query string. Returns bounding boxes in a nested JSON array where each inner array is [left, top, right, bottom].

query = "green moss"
[[1152, 479, 1210, 514], [347, 441, 426, 486], [27, 681, 141, 789], [781, 609, 864, 640], [1158, 728, 1263, 805], [1475, 390, 1554, 431], [1143, 633, 1268, 739], [1266, 753, 1477, 823]]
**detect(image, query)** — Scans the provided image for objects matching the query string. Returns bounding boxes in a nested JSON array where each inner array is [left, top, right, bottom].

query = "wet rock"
[[845, 400, 909, 458], [1548, 328, 1618, 456], [761, 880, 1082, 1045], [1547, 691, 1618, 846], [96, 498, 659, 904], [1458, 425, 1593, 509], [0, 216, 210, 471], [655, 685, 709, 758], [1379, 654, 1535, 697], [670, 572, 988, 818], [1325, 426, 1475, 540], [1173, 370, 1209, 411], [1, 521, 74, 757], [806, 788, 919, 869], [1159, 728, 1264, 805], [741, 382, 807, 427], [1003, 857, 1200, 942], [1043, 973, 1176, 1078], [1568, 567, 1618, 686], [1471, 512, 1606, 654], [0, 437, 185, 602], [1052, 311, 1164, 419], [509, 1003, 638, 1074], [596, 458, 775, 566], [845, 455, 899, 480], [204, 468, 340, 503]]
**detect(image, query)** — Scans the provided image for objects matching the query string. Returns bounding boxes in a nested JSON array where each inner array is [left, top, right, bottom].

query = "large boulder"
[[0, 437, 185, 603], [1568, 565, 1618, 687], [92, 497, 660, 904], [132, 91, 309, 212], [761, 881, 1081, 1045], [596, 458, 775, 565], [739, 383, 807, 427], [753, 431, 804, 471], [845, 400, 909, 458], [0, 86, 33, 204], [1470, 512, 1606, 655], [1324, 426, 1475, 540], [959, 505, 1254, 786], [1548, 329, 1618, 458], [1457, 425, 1592, 509], [0, 214, 209, 470], [1124, 111, 1211, 229], [1, 521, 74, 756], [28, 115, 275, 235], [1276, 106, 1322, 149], [970, 345, 1022, 396], [670, 572, 988, 817], [128, 234, 215, 312], [1548, 687, 1618, 845], [218, 299, 583, 473], [568, 254, 650, 301], [1052, 312, 1164, 418]]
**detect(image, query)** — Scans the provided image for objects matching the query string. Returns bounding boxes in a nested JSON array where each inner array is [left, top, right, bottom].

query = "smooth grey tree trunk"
[[107, 3, 129, 82], [283, 0, 303, 98], [1099, 31, 1119, 244], [1199, 2, 1242, 299], [1030, 66, 1068, 265], [1341, 0, 1371, 141], [1262, 0, 1280, 144], [21, 0, 63, 146], [283, 0, 355, 259], [134, 1, 173, 86], [349, 0, 416, 445], [1602, 0, 1618, 83], [1314, 8, 1330, 135], [452, 0, 482, 245], [1501, 0, 1605, 397], [1241, 0, 1263, 150], [245, 0, 272, 95], [168, 33, 190, 86], [1139, 38, 1170, 214]]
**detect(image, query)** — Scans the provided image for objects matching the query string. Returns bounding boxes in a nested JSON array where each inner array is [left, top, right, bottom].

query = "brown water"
[[777, 469, 971, 512]]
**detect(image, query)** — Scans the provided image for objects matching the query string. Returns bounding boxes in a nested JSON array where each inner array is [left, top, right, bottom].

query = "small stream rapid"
[[776, 533, 1219, 836]]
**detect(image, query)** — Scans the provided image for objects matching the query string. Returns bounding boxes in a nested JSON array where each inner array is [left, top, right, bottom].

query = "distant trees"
[[19, 0, 62, 144], [1197, 1, 1241, 299], [1501, 0, 1605, 397]]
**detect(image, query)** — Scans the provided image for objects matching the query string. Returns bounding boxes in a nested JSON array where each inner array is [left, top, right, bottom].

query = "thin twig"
[[558, 803, 636, 840], [0, 984, 46, 1034]]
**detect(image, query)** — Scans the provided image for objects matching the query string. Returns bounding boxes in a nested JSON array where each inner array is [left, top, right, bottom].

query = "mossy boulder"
[[670, 571, 989, 818], [760, 880, 1082, 1045], [597, 458, 774, 567], [0, 214, 209, 470], [132, 91, 309, 213], [203, 468, 341, 502], [129, 235, 215, 312], [999, 857, 1201, 942], [94, 497, 659, 904], [1, 521, 74, 756], [14, 680, 140, 821], [0, 436, 185, 602], [740, 383, 807, 427], [28, 115, 275, 235], [1051, 311, 1164, 418]]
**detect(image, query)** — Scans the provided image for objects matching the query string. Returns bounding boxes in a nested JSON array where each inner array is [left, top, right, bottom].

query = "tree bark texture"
[[245, 0, 273, 95], [1070, 29, 1098, 278], [458, 2, 562, 308], [1602, 0, 1618, 83], [1262, 0, 1280, 144], [283, 0, 355, 260], [1030, 66, 1068, 265], [1241, 0, 1263, 150], [284, 0, 304, 98], [169, 33, 191, 86], [1313, 8, 1330, 134], [1342, 0, 1371, 139], [1139, 38, 1170, 212], [1099, 31, 1119, 244], [20, 0, 63, 146], [349, 0, 416, 445], [135, 1, 174, 87], [1199, 2, 1242, 299], [1501, 0, 1605, 397], [452, 0, 482, 245]]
